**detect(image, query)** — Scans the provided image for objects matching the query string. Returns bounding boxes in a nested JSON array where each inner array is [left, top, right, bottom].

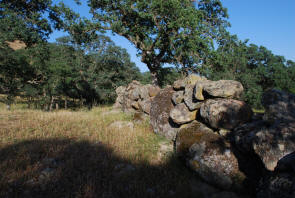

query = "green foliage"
[[204, 33, 295, 108], [88, 0, 229, 85]]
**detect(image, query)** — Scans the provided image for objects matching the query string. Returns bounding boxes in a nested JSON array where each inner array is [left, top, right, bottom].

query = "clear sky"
[[49, 0, 295, 72]]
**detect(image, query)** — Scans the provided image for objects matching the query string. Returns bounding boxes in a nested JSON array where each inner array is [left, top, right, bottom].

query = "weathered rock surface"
[[195, 80, 243, 99], [257, 153, 295, 198], [233, 121, 295, 171], [138, 98, 152, 115], [171, 90, 184, 105], [170, 103, 197, 125], [150, 87, 179, 140], [184, 84, 202, 111], [148, 85, 160, 97], [113, 81, 159, 113], [200, 99, 253, 130], [173, 74, 207, 90], [185, 128, 245, 190], [262, 89, 295, 123], [175, 121, 213, 157]]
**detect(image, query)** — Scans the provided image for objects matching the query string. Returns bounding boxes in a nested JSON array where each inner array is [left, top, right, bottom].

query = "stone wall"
[[114, 75, 295, 198]]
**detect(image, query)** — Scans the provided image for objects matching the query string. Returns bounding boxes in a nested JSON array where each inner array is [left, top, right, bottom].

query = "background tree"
[[88, 0, 229, 86]]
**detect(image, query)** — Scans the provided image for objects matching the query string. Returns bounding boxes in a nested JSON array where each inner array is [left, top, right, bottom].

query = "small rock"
[[184, 84, 202, 111], [171, 91, 184, 105]]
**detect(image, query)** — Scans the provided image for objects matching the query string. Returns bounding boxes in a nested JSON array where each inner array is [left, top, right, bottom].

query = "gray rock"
[[200, 99, 253, 130], [173, 79, 186, 90], [150, 87, 179, 140], [262, 89, 295, 123], [170, 103, 197, 125], [186, 128, 245, 190], [200, 80, 244, 99], [184, 84, 202, 111], [233, 121, 295, 171], [171, 91, 184, 105], [138, 98, 152, 115]]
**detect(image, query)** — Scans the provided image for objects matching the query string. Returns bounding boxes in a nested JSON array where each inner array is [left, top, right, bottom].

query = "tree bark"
[[150, 71, 159, 87]]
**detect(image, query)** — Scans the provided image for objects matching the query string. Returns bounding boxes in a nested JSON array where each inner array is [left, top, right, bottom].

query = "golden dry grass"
[[0, 105, 197, 198]]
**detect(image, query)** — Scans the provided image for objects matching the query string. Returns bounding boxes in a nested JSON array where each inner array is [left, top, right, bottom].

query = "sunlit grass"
[[0, 104, 197, 198]]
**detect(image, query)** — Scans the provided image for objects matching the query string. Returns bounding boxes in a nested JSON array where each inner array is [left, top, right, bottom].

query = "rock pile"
[[114, 76, 295, 197], [113, 80, 160, 115]]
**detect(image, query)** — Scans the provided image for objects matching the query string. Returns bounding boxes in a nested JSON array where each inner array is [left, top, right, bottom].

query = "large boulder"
[[113, 86, 126, 108], [175, 121, 213, 157], [138, 98, 152, 115], [232, 121, 295, 171], [200, 99, 253, 130], [182, 123, 245, 190], [150, 87, 179, 140], [184, 84, 202, 111], [169, 103, 198, 125], [195, 80, 243, 99], [257, 152, 295, 198], [262, 89, 295, 123]]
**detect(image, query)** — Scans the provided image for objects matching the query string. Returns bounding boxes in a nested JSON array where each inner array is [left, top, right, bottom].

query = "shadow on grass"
[[0, 138, 202, 198]]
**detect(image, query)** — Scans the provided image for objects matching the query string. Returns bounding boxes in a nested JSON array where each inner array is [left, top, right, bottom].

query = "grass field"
[[0, 103, 254, 198], [0, 103, 203, 198]]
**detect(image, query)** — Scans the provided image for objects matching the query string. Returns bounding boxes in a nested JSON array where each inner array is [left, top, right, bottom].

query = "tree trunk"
[[151, 71, 159, 86], [65, 97, 67, 110], [49, 96, 54, 111], [6, 104, 11, 111]]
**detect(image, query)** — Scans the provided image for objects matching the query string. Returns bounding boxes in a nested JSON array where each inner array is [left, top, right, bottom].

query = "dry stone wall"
[[113, 75, 295, 197]]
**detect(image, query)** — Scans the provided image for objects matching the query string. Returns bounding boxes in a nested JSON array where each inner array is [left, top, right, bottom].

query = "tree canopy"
[[88, 0, 229, 85]]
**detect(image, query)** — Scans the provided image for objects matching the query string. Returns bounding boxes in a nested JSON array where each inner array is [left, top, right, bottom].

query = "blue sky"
[[49, 0, 295, 72]]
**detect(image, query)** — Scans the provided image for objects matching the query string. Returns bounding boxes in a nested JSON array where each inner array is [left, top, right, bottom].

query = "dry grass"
[[0, 105, 198, 198]]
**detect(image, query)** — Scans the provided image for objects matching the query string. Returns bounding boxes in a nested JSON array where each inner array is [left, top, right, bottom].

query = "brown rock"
[[200, 99, 253, 130], [150, 87, 179, 140], [175, 121, 213, 157], [170, 103, 197, 124], [148, 85, 161, 97], [171, 91, 184, 105]]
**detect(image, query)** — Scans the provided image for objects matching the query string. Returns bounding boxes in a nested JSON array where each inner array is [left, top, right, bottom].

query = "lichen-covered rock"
[[200, 80, 244, 99], [185, 128, 245, 190], [233, 121, 295, 171], [173, 79, 186, 90], [173, 74, 207, 90], [184, 84, 202, 111], [262, 89, 295, 123], [257, 152, 295, 198], [200, 99, 253, 130], [175, 121, 213, 157], [194, 82, 205, 100], [138, 98, 152, 115], [148, 85, 161, 97], [150, 87, 179, 140], [170, 103, 197, 125], [172, 91, 184, 105], [131, 101, 139, 110]]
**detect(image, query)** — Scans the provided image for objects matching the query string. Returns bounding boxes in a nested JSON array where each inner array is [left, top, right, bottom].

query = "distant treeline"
[[1, 0, 295, 110]]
